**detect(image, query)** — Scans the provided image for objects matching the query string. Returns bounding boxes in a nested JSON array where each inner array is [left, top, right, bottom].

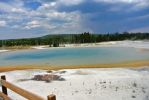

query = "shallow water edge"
[[0, 60, 148, 72]]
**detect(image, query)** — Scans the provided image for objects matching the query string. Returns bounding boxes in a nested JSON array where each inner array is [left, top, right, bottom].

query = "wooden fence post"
[[1, 75, 8, 95], [47, 94, 56, 100]]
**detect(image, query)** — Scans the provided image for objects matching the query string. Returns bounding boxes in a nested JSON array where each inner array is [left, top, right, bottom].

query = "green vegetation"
[[0, 32, 149, 47]]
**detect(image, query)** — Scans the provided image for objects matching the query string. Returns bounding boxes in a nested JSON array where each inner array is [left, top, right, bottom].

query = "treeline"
[[0, 32, 149, 47]]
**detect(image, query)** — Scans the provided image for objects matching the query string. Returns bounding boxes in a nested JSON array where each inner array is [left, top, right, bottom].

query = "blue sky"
[[0, 0, 149, 39]]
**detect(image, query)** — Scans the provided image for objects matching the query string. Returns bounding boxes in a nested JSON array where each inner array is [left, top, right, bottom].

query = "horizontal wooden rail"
[[0, 91, 11, 100], [0, 75, 56, 100], [1, 79, 45, 100]]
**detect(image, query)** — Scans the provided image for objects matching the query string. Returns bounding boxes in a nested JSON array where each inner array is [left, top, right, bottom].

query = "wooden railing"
[[0, 75, 56, 100]]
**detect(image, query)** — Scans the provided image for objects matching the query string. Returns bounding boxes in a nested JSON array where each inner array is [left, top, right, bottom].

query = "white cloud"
[[28, 20, 39, 25], [0, 21, 7, 27], [11, 8, 26, 13], [0, 0, 84, 33], [94, 0, 145, 3], [50, 2, 57, 6], [42, 3, 50, 8], [38, 2, 57, 10], [25, 20, 41, 29], [46, 11, 78, 21], [132, 1, 149, 10], [57, 0, 84, 6], [24, 20, 56, 30], [0, 0, 91, 38]]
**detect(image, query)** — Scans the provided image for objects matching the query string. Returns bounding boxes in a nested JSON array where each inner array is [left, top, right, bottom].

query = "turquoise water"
[[0, 47, 149, 66]]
